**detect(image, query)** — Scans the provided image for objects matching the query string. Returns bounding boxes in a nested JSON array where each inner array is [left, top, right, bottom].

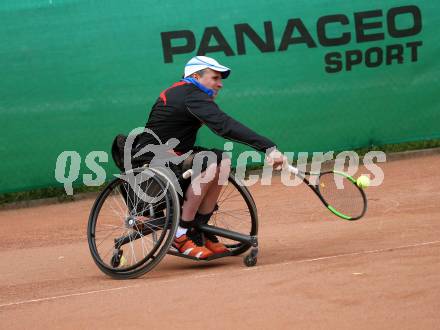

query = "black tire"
[[87, 167, 180, 279], [208, 173, 258, 256]]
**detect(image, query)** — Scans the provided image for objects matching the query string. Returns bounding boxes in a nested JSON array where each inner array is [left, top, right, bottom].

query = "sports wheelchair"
[[87, 165, 259, 279]]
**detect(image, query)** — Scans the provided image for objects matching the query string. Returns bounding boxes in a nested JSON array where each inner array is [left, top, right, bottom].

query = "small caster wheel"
[[244, 255, 257, 267], [110, 249, 123, 268]]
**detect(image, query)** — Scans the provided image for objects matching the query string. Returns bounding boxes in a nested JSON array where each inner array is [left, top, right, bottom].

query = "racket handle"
[[287, 165, 299, 174], [182, 169, 193, 179]]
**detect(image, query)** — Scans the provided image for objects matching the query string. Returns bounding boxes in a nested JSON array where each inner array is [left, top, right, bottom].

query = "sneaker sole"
[[168, 250, 233, 261]]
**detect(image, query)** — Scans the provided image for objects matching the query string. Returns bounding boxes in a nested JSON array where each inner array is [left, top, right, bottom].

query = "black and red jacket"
[[133, 80, 276, 159]]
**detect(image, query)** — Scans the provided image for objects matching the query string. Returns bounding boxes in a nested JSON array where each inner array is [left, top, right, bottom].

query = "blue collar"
[[182, 77, 215, 97]]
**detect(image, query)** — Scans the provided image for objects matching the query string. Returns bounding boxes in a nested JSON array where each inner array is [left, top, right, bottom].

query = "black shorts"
[[172, 146, 226, 197], [130, 146, 227, 201]]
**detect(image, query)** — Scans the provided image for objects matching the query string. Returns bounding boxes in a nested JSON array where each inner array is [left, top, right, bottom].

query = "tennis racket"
[[287, 165, 367, 220]]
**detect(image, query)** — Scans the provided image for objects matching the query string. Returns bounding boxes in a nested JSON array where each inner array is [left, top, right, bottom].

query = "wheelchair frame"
[[87, 166, 259, 279]]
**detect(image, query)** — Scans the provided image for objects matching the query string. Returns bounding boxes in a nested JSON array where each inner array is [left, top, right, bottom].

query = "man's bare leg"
[[192, 158, 231, 253], [180, 163, 218, 222], [198, 158, 231, 214], [174, 163, 218, 258]]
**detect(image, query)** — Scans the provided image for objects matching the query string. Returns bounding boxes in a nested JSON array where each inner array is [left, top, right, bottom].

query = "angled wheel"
[[87, 167, 180, 279], [244, 255, 257, 267], [208, 173, 258, 256]]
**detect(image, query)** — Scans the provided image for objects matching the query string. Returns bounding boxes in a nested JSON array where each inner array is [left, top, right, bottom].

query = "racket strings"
[[317, 173, 365, 219]]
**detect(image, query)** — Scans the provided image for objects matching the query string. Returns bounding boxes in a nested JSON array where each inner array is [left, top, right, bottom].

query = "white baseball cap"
[[184, 56, 231, 79]]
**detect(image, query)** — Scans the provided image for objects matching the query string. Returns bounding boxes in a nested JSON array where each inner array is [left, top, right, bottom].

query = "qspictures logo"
[[54, 127, 387, 199], [160, 5, 422, 73]]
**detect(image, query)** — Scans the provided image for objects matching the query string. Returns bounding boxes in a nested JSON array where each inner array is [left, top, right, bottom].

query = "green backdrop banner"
[[1, 1, 439, 193]]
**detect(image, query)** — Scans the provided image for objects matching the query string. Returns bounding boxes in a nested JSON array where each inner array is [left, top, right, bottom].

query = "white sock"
[[176, 226, 187, 238]]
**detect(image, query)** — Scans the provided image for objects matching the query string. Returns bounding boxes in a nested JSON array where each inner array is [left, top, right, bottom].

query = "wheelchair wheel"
[[208, 173, 258, 256], [87, 167, 180, 279]]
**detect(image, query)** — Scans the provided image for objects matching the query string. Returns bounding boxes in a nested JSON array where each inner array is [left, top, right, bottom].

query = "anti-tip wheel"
[[110, 249, 123, 268], [244, 255, 257, 267]]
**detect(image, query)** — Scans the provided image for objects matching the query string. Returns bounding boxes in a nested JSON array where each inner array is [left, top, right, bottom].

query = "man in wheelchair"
[[115, 56, 285, 260]]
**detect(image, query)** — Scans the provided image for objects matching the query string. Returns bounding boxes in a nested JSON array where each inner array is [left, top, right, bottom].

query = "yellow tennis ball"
[[119, 255, 127, 267], [357, 175, 370, 188]]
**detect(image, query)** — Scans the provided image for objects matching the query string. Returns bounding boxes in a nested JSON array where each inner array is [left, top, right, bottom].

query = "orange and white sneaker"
[[204, 234, 229, 254], [173, 231, 213, 259]]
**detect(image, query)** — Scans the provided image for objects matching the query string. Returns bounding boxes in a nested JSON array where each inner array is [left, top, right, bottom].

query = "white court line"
[[280, 240, 440, 267], [1, 240, 440, 309], [0, 285, 139, 308]]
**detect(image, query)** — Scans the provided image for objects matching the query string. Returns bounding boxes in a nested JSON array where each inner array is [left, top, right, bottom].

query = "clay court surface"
[[1, 153, 439, 329]]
